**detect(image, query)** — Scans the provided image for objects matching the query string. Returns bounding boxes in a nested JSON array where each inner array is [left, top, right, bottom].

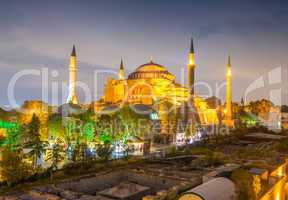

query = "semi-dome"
[[128, 61, 175, 81]]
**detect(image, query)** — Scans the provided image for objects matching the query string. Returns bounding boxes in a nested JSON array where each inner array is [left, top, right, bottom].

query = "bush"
[[97, 143, 113, 161], [189, 147, 211, 155], [202, 151, 225, 166], [167, 145, 178, 157]]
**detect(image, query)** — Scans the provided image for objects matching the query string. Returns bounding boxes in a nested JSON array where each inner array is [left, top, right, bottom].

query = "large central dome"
[[128, 61, 175, 81], [136, 62, 167, 72]]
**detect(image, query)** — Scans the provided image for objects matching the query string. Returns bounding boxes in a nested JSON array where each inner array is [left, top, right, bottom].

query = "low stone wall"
[[57, 169, 183, 194], [3, 168, 201, 200], [57, 171, 123, 194]]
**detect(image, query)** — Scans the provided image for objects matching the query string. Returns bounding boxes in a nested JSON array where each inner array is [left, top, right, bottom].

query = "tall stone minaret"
[[188, 38, 196, 96], [225, 55, 233, 127], [66, 45, 78, 104], [119, 59, 124, 80]]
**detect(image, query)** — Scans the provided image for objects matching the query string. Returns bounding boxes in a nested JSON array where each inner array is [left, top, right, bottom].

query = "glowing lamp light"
[[276, 191, 281, 200], [277, 167, 283, 177], [227, 69, 232, 76], [150, 112, 158, 120], [188, 60, 195, 66]]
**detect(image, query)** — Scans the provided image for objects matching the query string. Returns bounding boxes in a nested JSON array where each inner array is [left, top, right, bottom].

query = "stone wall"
[[57, 169, 183, 195]]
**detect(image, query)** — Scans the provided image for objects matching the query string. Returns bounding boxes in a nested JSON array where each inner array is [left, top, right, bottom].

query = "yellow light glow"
[[189, 60, 195, 66], [276, 191, 281, 200], [227, 68, 231, 76], [188, 53, 195, 66], [277, 167, 283, 177]]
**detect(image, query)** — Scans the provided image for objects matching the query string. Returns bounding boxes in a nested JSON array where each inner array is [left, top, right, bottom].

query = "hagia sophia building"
[[66, 38, 233, 136]]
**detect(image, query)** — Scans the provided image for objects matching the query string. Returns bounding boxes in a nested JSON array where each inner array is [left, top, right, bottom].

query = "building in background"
[[94, 39, 219, 137]]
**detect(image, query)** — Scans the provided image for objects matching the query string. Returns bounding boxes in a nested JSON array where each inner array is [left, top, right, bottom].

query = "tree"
[[0, 148, 31, 186], [281, 105, 288, 113], [247, 99, 274, 118], [48, 114, 65, 140], [72, 142, 89, 162], [24, 114, 47, 168], [46, 138, 65, 181], [97, 141, 113, 162], [4, 126, 22, 151]]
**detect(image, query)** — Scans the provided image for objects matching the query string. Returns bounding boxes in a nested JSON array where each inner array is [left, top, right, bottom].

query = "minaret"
[[188, 38, 196, 96], [66, 45, 78, 104], [119, 59, 124, 80], [224, 55, 234, 127]]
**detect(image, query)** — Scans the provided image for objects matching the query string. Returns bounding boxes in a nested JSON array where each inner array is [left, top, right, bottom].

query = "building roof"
[[180, 177, 235, 200], [136, 61, 167, 72], [128, 61, 175, 81]]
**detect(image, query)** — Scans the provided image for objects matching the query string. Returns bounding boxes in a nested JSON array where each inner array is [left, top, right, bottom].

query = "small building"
[[179, 177, 235, 200]]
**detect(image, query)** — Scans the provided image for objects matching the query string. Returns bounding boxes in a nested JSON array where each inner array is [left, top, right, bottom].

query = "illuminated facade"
[[66, 45, 78, 104], [95, 40, 219, 134]]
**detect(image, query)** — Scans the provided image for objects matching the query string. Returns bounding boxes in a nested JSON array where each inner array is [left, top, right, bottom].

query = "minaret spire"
[[66, 45, 78, 104], [120, 58, 124, 70], [190, 37, 194, 54], [188, 37, 196, 96], [228, 54, 231, 67], [224, 54, 234, 127], [119, 58, 125, 80], [71, 45, 76, 57]]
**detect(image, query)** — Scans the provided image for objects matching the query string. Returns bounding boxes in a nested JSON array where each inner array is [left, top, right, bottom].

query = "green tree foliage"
[[72, 142, 89, 162], [0, 148, 31, 186], [46, 139, 65, 181], [97, 141, 113, 162], [82, 122, 95, 142], [76, 107, 94, 122], [167, 145, 180, 157], [200, 151, 225, 167], [3, 127, 22, 150], [46, 139, 65, 170], [95, 105, 150, 143], [48, 114, 65, 139], [24, 114, 47, 168], [247, 99, 274, 116], [0, 120, 22, 150]]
